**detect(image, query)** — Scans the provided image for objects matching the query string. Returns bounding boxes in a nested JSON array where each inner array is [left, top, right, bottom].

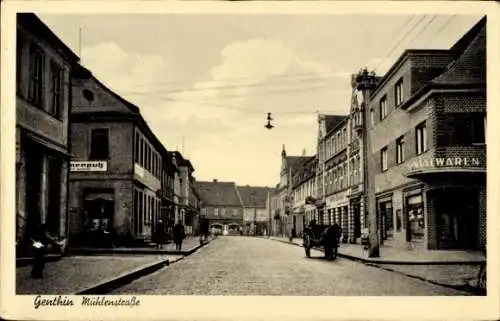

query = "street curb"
[[73, 240, 211, 295], [68, 240, 211, 256], [74, 258, 173, 295], [269, 237, 484, 295], [16, 254, 62, 267], [270, 238, 484, 265]]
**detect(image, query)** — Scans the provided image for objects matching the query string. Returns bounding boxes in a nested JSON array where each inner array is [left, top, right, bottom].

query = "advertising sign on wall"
[[70, 161, 107, 172]]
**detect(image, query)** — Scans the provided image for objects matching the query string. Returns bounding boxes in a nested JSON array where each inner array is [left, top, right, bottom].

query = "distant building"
[[170, 151, 199, 235], [196, 179, 243, 234], [275, 145, 311, 237], [359, 17, 486, 251], [291, 155, 317, 237], [16, 14, 79, 251], [237, 185, 271, 235]]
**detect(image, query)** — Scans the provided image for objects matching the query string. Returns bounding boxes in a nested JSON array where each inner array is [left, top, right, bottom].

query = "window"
[[28, 45, 44, 107], [380, 96, 388, 120], [396, 136, 405, 164], [395, 78, 404, 106], [214, 208, 219, 216], [49, 61, 63, 118], [416, 122, 427, 155], [370, 108, 375, 128], [221, 208, 226, 216], [472, 114, 486, 145], [90, 129, 109, 159], [381, 147, 388, 171], [135, 132, 140, 162]]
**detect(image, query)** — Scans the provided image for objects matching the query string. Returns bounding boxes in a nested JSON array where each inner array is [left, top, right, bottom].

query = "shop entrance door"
[[436, 188, 479, 250], [24, 143, 43, 238]]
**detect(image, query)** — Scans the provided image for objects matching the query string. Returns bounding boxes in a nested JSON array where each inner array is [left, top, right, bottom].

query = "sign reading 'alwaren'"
[[407, 157, 483, 171]]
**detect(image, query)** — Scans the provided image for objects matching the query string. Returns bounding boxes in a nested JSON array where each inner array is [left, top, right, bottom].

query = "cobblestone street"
[[111, 237, 469, 295]]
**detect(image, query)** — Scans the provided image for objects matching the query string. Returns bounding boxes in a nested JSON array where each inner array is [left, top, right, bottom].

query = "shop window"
[[49, 61, 63, 119], [471, 113, 486, 145], [379, 96, 388, 120], [90, 129, 109, 160], [395, 78, 404, 106], [28, 44, 44, 108], [396, 136, 405, 164], [381, 146, 388, 171], [416, 122, 427, 155], [406, 194, 425, 241]]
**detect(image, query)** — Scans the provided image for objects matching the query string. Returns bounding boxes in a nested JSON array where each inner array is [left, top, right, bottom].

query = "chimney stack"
[[213, 179, 218, 182]]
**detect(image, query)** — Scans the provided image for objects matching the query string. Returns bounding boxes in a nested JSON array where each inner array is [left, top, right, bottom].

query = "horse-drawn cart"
[[303, 223, 342, 260]]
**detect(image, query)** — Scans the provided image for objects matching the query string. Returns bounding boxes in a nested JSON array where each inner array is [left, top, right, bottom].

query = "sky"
[[38, 13, 482, 187]]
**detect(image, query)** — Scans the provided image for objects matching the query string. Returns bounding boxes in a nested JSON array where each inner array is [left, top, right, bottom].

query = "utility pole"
[[356, 68, 380, 258]]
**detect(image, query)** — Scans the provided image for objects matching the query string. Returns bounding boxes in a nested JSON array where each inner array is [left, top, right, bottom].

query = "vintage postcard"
[[1, 1, 499, 320]]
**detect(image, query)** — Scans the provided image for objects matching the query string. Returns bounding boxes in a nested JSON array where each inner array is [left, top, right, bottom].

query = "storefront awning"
[[24, 132, 73, 157], [406, 168, 486, 184]]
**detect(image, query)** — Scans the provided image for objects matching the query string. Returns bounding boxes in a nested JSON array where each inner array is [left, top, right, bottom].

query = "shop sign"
[[407, 157, 483, 171], [70, 161, 107, 172]]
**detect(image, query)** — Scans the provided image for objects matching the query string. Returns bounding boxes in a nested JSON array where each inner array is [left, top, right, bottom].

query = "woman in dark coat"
[[173, 221, 185, 251], [153, 219, 167, 249]]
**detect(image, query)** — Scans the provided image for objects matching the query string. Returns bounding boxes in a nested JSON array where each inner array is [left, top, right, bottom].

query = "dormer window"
[[395, 78, 404, 106]]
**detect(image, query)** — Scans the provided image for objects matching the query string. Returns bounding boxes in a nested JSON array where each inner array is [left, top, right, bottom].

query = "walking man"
[[173, 221, 185, 251]]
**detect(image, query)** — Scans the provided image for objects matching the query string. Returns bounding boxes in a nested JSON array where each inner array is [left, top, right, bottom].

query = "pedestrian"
[[173, 221, 185, 251], [30, 223, 61, 279], [153, 219, 167, 249]]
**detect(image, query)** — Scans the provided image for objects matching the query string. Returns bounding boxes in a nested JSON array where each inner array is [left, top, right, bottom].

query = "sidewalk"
[[269, 236, 485, 293], [17, 237, 212, 294], [16, 254, 183, 295], [68, 236, 206, 256]]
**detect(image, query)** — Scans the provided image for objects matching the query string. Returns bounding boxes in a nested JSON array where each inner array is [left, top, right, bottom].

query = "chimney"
[[213, 179, 217, 182]]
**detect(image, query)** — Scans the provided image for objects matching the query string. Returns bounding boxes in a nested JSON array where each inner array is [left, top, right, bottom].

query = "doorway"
[[24, 143, 43, 238], [435, 188, 479, 250]]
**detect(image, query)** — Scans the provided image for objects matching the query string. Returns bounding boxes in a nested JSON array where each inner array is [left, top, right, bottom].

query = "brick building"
[[237, 185, 271, 235], [359, 17, 486, 251], [69, 65, 167, 246], [16, 14, 80, 251], [196, 180, 243, 234]]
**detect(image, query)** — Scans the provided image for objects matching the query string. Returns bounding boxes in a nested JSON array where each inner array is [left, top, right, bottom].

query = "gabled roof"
[[432, 19, 485, 86], [324, 115, 348, 133], [401, 17, 486, 110], [236, 186, 269, 208], [19, 14, 80, 65], [196, 181, 242, 207], [286, 156, 311, 174]]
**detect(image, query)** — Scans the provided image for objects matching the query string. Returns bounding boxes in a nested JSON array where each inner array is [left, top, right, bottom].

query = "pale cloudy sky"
[[39, 13, 482, 187]]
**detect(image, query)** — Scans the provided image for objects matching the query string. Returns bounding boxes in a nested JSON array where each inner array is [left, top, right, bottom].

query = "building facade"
[[360, 17, 486, 251], [276, 146, 310, 238], [69, 65, 166, 246], [196, 180, 244, 234], [237, 185, 270, 235], [16, 14, 80, 251], [291, 156, 317, 238]]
